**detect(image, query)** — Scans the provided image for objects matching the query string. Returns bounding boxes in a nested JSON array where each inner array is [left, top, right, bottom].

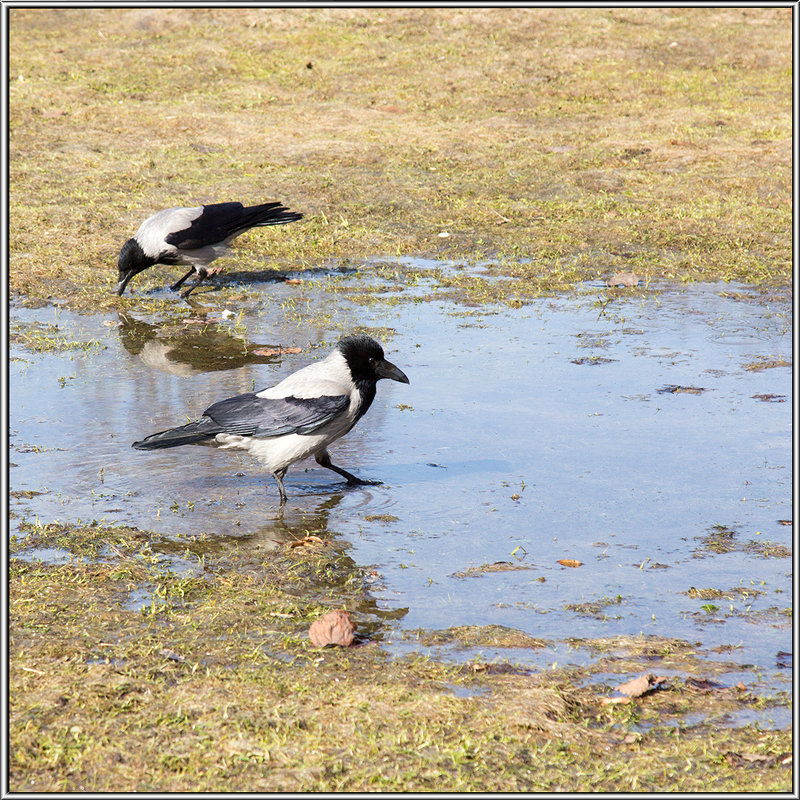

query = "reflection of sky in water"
[[9, 278, 792, 705]]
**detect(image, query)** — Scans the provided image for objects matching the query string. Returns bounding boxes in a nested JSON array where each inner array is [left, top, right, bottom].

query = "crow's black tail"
[[132, 417, 222, 450], [190, 202, 303, 243], [240, 202, 303, 230]]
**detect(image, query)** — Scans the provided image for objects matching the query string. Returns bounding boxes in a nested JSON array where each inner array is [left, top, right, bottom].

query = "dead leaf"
[[724, 751, 774, 767], [615, 673, 667, 698], [607, 271, 640, 288], [309, 610, 356, 648], [285, 278, 303, 284], [287, 535, 325, 548], [740, 753, 772, 763], [557, 559, 583, 568]]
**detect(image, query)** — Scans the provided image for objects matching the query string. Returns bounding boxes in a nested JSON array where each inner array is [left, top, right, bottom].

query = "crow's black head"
[[337, 334, 409, 385], [117, 238, 157, 295]]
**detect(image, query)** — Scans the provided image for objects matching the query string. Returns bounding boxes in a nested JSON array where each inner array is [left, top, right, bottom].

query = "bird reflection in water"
[[117, 305, 297, 378]]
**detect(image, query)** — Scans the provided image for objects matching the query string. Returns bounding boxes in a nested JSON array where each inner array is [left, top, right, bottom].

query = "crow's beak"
[[377, 359, 409, 384], [117, 273, 133, 296]]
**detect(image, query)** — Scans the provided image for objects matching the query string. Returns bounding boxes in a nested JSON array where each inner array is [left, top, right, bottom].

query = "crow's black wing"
[[166, 202, 301, 250], [203, 391, 349, 437]]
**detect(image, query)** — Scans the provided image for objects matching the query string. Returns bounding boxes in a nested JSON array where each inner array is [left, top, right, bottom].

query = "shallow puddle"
[[10, 267, 792, 710]]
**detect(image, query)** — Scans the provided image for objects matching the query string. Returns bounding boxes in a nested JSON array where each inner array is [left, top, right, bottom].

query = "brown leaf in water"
[[557, 559, 583, 568], [309, 610, 356, 648], [615, 673, 667, 698], [607, 271, 640, 287], [252, 346, 302, 357], [288, 535, 325, 548], [285, 278, 303, 284]]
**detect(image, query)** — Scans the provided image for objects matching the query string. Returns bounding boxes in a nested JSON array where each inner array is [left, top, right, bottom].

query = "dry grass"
[[9, 7, 791, 309], [9, 522, 792, 792], [8, 10, 793, 791]]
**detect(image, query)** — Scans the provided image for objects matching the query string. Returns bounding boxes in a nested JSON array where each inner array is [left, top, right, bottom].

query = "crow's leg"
[[315, 450, 382, 486], [170, 267, 196, 292], [272, 468, 288, 504], [180, 266, 226, 298], [180, 276, 208, 299], [181, 267, 216, 298]]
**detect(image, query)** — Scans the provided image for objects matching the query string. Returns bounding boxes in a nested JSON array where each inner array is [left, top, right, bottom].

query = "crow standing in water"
[[132, 334, 410, 503], [117, 201, 303, 297]]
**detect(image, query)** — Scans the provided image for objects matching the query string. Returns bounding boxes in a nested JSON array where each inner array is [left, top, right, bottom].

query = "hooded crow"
[[132, 334, 409, 503], [117, 201, 303, 297]]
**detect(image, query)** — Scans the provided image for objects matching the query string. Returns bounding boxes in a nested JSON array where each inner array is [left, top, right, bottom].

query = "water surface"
[[10, 270, 792, 717]]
